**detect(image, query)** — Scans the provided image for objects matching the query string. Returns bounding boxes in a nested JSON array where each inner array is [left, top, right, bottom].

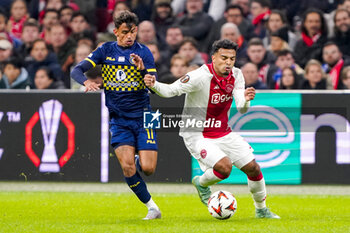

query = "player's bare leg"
[[138, 150, 161, 219], [138, 150, 158, 176], [193, 157, 231, 206], [241, 159, 280, 219], [115, 146, 161, 220]]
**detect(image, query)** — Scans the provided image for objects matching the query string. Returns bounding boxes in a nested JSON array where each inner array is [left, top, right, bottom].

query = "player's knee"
[[142, 165, 156, 176], [245, 162, 261, 177], [220, 164, 232, 178], [214, 160, 232, 179], [121, 163, 136, 177]]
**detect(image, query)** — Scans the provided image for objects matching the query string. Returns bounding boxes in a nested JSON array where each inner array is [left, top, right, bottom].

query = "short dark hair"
[[0, 9, 8, 22], [334, 8, 350, 22], [251, 0, 271, 8], [113, 10, 139, 29], [180, 37, 199, 50], [36, 66, 56, 81], [276, 49, 293, 58], [323, 41, 339, 50], [247, 37, 264, 48], [59, 5, 74, 16], [270, 10, 288, 24], [3, 57, 23, 70], [30, 38, 49, 52], [211, 39, 238, 55], [71, 12, 89, 23], [23, 18, 39, 30], [44, 9, 59, 18], [225, 4, 243, 16]]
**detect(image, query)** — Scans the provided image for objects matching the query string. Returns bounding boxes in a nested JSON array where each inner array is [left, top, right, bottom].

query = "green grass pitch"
[[1, 191, 349, 233]]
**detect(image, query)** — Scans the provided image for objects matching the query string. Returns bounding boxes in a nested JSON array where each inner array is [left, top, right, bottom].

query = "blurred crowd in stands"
[[0, 0, 350, 90]]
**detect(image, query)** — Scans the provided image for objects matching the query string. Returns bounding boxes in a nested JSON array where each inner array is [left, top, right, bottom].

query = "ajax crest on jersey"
[[207, 190, 237, 220]]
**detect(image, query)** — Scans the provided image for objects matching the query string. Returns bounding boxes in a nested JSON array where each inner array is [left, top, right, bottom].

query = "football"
[[207, 190, 237, 220]]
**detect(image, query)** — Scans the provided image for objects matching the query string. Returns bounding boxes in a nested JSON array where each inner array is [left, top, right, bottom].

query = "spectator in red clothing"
[[106, 1, 131, 34], [250, 0, 271, 39], [322, 41, 350, 89], [294, 8, 328, 68], [40, 9, 59, 42], [7, 0, 29, 39], [246, 37, 277, 86], [59, 5, 74, 34]]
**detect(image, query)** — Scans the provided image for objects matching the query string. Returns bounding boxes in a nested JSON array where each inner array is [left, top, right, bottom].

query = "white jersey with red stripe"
[[151, 63, 250, 139]]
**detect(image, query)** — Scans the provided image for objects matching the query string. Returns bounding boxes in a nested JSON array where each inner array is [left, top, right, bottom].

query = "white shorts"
[[182, 132, 254, 171]]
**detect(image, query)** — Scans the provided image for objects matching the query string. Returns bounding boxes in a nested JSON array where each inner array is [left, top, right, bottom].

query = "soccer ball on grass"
[[207, 190, 237, 220]]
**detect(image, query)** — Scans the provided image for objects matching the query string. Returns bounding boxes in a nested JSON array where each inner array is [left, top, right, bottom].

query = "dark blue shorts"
[[110, 117, 158, 151]]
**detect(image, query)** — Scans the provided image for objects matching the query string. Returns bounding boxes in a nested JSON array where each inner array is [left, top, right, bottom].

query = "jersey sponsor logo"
[[107, 81, 139, 87], [146, 140, 156, 144], [180, 75, 190, 83], [211, 93, 233, 104], [116, 70, 127, 81], [118, 56, 125, 62], [106, 57, 116, 61], [225, 84, 234, 93], [200, 149, 207, 159]]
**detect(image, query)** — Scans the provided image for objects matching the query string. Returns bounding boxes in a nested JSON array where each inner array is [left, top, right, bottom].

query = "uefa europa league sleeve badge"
[[38, 100, 63, 172]]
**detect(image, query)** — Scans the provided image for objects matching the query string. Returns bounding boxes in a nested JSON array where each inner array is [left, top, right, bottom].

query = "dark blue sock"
[[124, 171, 151, 203]]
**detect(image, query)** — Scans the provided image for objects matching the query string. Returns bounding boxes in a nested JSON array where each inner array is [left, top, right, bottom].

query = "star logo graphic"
[[143, 110, 162, 129], [151, 109, 162, 122]]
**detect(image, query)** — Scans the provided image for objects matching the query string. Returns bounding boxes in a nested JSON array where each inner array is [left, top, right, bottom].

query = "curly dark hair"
[[211, 39, 238, 55], [113, 10, 139, 29]]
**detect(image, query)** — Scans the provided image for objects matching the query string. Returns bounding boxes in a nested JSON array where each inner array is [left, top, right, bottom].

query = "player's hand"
[[130, 53, 145, 70], [144, 74, 156, 88], [244, 87, 255, 101], [84, 79, 101, 92]]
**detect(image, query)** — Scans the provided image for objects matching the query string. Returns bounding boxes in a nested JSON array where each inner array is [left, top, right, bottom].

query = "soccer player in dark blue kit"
[[71, 10, 161, 220]]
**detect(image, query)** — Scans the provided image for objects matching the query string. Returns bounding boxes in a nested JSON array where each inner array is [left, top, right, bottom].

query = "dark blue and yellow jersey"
[[85, 41, 157, 118]]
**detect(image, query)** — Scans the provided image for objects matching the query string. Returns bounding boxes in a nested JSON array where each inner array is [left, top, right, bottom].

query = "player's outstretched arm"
[[71, 60, 101, 92], [144, 74, 199, 98]]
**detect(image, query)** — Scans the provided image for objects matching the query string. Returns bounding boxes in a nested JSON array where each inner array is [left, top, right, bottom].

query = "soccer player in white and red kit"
[[144, 39, 279, 219]]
